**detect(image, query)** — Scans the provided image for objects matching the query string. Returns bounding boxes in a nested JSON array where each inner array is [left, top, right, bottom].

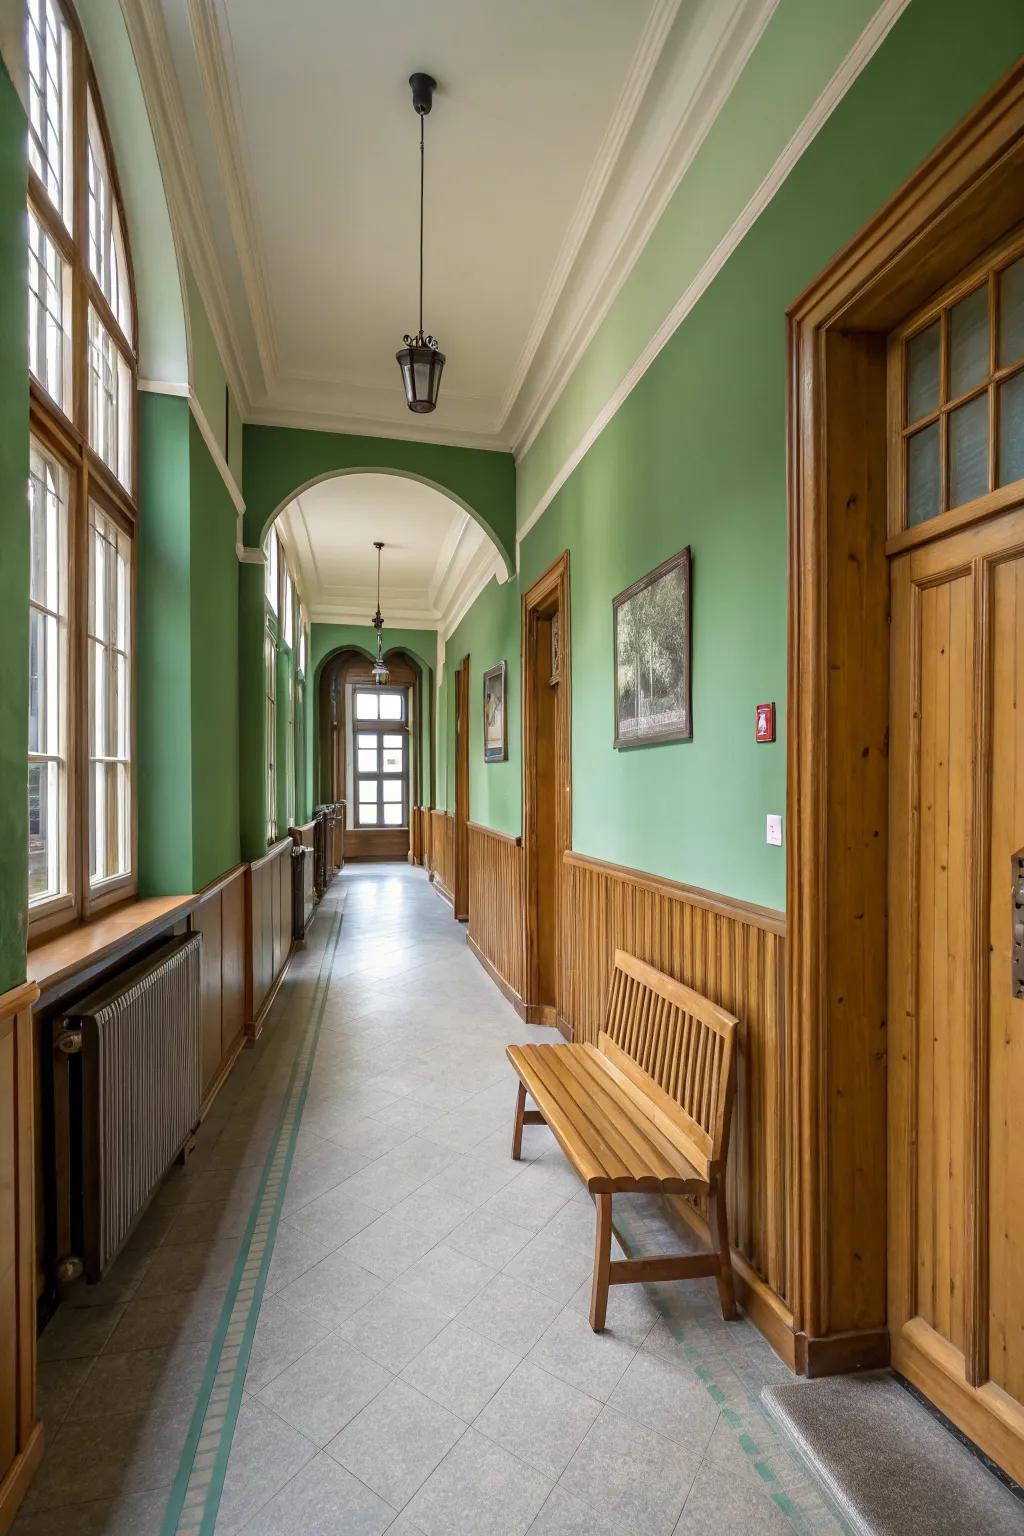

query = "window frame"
[[351, 688, 410, 830], [264, 623, 277, 845], [27, 0, 140, 935], [887, 228, 1024, 552]]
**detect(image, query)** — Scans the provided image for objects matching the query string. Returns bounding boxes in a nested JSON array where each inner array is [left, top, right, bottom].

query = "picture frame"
[[612, 546, 692, 749], [482, 661, 508, 763], [549, 612, 560, 685]]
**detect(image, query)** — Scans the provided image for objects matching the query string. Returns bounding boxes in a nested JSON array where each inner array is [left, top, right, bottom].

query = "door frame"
[[521, 551, 571, 1027], [786, 56, 1024, 1407], [453, 654, 470, 920]]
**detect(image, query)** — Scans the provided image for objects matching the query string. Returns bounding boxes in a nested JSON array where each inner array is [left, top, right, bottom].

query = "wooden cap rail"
[[507, 947, 738, 1331]]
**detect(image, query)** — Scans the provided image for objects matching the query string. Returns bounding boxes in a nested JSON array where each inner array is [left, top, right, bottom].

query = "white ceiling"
[[276, 473, 504, 632], [139, 0, 776, 451]]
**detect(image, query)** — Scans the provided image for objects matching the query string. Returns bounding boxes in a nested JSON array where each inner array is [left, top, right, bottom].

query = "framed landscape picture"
[[612, 546, 692, 748], [482, 661, 508, 762]]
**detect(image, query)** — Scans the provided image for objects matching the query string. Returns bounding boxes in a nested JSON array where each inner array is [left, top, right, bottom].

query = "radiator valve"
[[55, 1027, 83, 1055], [56, 1255, 84, 1284]]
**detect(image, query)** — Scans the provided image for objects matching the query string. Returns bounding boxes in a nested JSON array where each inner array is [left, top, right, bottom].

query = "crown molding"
[[516, 0, 913, 549], [507, 0, 779, 460], [120, 0, 257, 414], [244, 400, 509, 454], [310, 607, 442, 632]]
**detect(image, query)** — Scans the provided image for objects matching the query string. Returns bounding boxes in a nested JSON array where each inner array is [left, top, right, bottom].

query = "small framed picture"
[[550, 612, 560, 686], [483, 662, 508, 763], [755, 702, 775, 743], [613, 547, 692, 749]]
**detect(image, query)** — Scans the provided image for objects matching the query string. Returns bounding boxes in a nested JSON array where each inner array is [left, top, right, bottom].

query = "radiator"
[[63, 934, 202, 1280]]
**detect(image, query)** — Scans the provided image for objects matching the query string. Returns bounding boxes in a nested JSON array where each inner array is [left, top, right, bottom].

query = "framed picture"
[[482, 661, 508, 763], [549, 612, 560, 685], [612, 546, 692, 749]]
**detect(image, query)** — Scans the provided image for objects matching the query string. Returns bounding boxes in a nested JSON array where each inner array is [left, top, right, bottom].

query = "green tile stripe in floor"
[[160, 897, 345, 1536]]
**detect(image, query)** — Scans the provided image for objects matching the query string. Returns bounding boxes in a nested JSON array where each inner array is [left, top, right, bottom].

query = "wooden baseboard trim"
[[664, 1193, 797, 1371], [200, 1031, 246, 1119], [0, 1421, 44, 1536], [795, 1327, 891, 1377], [431, 877, 455, 909], [467, 934, 528, 1020], [525, 1002, 557, 1027], [248, 942, 295, 1045], [555, 1014, 573, 1041]]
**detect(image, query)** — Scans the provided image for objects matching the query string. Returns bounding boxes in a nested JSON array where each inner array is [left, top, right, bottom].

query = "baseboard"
[[664, 1193, 798, 1372], [466, 934, 528, 1020], [200, 1030, 246, 1119], [431, 877, 455, 909], [247, 942, 295, 1045], [795, 1327, 891, 1377], [526, 1002, 557, 1027], [0, 1421, 44, 1536], [555, 1014, 573, 1041]]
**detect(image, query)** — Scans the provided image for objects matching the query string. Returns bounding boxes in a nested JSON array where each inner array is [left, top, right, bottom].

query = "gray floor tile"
[[393, 1242, 494, 1318], [262, 1218, 340, 1295], [404, 1427, 551, 1536], [245, 1293, 333, 1392], [337, 1211, 440, 1280], [70, 1340, 211, 1418], [337, 1284, 453, 1373], [214, 1395, 317, 1533], [37, 1302, 124, 1361], [239, 1450, 396, 1535], [257, 1331, 391, 1445], [21, 1405, 192, 1511], [34, 1357, 92, 1431], [277, 1248, 386, 1328], [10, 1486, 171, 1534], [607, 1349, 721, 1449], [458, 1273, 563, 1358], [474, 1361, 601, 1480], [527, 1484, 633, 1536], [103, 1286, 227, 1354], [445, 1206, 535, 1269], [482, 1178, 570, 1233], [327, 1379, 466, 1509], [501, 1228, 594, 1305], [401, 1322, 518, 1420], [672, 1417, 797, 1535], [559, 1406, 703, 1536], [565, 1275, 665, 1348], [527, 1308, 636, 1402]]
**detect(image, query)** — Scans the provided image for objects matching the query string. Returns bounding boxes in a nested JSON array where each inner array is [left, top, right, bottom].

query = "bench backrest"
[[599, 949, 738, 1179]]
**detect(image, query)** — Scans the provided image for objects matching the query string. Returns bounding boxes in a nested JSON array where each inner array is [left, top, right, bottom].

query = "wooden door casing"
[[889, 505, 1024, 1482]]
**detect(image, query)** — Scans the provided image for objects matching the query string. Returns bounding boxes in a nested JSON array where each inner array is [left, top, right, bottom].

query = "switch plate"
[[766, 814, 783, 847]]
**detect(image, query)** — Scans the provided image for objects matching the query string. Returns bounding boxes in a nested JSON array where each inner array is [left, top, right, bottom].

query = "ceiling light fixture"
[[371, 541, 390, 686], [396, 72, 445, 414]]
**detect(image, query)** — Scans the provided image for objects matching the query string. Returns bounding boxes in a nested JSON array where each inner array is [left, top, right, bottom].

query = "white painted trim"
[[244, 402, 508, 455], [516, 0, 912, 548], [309, 609, 442, 632], [507, 0, 779, 458], [138, 377, 246, 517]]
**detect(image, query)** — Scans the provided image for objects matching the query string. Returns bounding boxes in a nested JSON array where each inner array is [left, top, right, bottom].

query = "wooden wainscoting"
[[418, 807, 432, 871], [429, 811, 456, 906], [0, 981, 43, 1536], [189, 867, 246, 1112], [467, 825, 526, 1011], [558, 851, 795, 1364], [245, 839, 294, 1040]]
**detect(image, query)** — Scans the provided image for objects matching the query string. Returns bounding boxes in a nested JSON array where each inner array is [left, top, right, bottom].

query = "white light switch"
[[766, 814, 783, 847]]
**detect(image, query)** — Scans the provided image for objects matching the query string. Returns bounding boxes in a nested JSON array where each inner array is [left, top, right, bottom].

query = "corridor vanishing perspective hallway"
[[15, 867, 842, 1536]]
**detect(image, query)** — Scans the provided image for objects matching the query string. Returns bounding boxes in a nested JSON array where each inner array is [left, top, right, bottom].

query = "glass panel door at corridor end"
[[887, 238, 1024, 1482], [353, 687, 408, 829]]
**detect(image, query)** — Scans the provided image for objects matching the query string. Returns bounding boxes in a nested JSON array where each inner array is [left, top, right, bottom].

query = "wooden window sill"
[[28, 894, 195, 1006]]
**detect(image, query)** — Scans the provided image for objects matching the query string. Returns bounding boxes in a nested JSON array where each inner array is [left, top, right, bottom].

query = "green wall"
[[443, 0, 1024, 913], [138, 397, 240, 894], [442, 578, 521, 833], [0, 58, 28, 992]]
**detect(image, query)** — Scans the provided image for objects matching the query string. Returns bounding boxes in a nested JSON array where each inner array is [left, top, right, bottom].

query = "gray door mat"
[[761, 1372, 1024, 1536]]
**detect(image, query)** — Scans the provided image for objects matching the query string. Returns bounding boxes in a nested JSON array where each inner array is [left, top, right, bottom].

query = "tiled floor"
[[14, 863, 848, 1536]]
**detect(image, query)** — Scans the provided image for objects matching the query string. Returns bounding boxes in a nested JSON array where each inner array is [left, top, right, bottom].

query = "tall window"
[[352, 688, 408, 828], [27, 0, 139, 929], [264, 626, 277, 843], [285, 670, 295, 829], [264, 525, 279, 614]]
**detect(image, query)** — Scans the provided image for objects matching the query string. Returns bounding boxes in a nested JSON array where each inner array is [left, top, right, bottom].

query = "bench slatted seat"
[[506, 949, 738, 1331]]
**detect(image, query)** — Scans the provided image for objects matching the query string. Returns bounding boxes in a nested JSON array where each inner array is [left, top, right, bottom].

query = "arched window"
[[27, 0, 138, 930]]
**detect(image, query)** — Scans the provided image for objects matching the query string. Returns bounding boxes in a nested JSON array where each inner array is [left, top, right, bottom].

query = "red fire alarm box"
[[755, 702, 775, 743]]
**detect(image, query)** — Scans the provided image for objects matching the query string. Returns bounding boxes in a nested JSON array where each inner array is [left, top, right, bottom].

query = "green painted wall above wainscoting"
[[0, 56, 28, 992], [441, 0, 1024, 915], [441, 578, 521, 836]]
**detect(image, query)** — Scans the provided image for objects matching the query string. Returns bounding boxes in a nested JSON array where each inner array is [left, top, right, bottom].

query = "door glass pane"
[[382, 780, 402, 803], [357, 748, 377, 773], [357, 732, 376, 749], [998, 371, 1024, 487], [28, 760, 58, 899], [382, 734, 403, 748], [907, 421, 941, 525], [948, 285, 988, 399], [382, 803, 402, 826], [358, 803, 379, 825], [382, 746, 403, 774], [379, 694, 403, 720], [949, 393, 988, 507], [357, 779, 378, 804], [355, 692, 379, 719], [999, 257, 1024, 366], [906, 321, 940, 422]]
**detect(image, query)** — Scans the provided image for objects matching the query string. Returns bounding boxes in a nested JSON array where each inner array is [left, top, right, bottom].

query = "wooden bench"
[[506, 949, 738, 1331]]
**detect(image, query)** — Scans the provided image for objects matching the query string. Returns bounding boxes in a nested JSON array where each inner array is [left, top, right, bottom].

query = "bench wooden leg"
[[589, 1193, 613, 1331], [710, 1182, 737, 1321], [511, 1081, 527, 1160]]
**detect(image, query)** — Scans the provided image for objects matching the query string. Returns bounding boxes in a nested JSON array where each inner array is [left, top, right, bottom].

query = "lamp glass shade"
[[396, 342, 445, 413]]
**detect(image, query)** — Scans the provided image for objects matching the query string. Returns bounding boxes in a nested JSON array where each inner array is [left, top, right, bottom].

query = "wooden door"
[[889, 503, 1024, 1481], [454, 657, 470, 921]]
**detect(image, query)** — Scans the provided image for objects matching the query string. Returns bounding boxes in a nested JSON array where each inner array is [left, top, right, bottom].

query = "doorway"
[[787, 64, 1024, 1477], [522, 552, 571, 1027]]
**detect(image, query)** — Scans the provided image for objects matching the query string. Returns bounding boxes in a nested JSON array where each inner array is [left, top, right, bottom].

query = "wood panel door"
[[889, 504, 1024, 1482]]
